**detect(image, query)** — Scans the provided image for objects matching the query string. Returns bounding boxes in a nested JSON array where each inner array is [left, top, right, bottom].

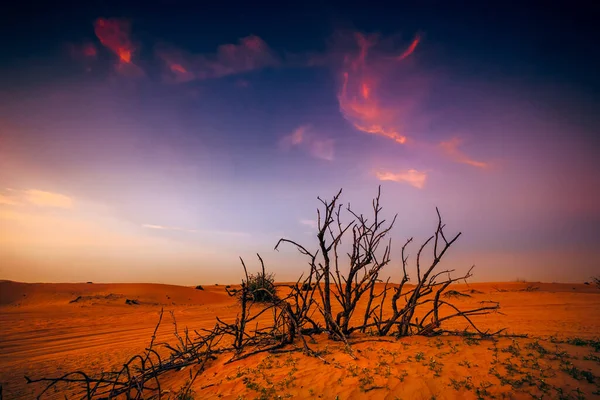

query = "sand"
[[0, 280, 599, 399]]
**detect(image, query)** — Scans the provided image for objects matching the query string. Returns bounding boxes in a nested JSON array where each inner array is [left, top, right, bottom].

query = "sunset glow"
[[0, 4, 598, 286]]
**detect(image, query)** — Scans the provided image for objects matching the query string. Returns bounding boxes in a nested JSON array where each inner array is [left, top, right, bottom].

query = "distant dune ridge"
[[0, 281, 231, 308]]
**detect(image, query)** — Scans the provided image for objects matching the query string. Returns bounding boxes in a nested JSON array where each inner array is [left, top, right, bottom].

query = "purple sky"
[[0, 4, 599, 284]]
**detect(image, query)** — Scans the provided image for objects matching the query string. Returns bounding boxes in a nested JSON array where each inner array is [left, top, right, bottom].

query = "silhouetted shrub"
[[195, 285, 204, 290], [246, 272, 277, 303], [443, 290, 471, 298]]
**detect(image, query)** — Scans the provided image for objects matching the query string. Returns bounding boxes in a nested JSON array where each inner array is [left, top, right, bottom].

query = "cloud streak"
[[142, 224, 197, 233], [440, 138, 488, 168], [299, 219, 317, 229], [142, 224, 249, 237], [376, 169, 427, 188], [0, 189, 73, 208], [396, 34, 421, 61], [280, 125, 334, 161], [94, 18, 144, 76], [0, 194, 19, 206], [24, 190, 73, 208], [157, 35, 279, 82], [337, 32, 422, 144]]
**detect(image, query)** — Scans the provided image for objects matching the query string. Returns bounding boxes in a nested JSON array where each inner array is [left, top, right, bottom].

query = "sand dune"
[[0, 281, 599, 399], [0, 281, 231, 307]]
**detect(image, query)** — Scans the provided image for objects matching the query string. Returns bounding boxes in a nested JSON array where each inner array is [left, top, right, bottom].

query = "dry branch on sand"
[[26, 187, 503, 399]]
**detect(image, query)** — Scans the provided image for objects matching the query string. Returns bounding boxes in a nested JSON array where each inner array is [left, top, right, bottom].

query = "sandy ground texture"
[[0, 280, 599, 399]]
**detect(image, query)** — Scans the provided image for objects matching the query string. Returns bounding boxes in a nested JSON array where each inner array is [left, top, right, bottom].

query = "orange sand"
[[0, 281, 599, 399]]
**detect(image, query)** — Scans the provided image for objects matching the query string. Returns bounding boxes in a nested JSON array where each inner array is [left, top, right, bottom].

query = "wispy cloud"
[[309, 139, 334, 161], [396, 34, 421, 61], [0, 194, 19, 206], [209, 230, 250, 237], [142, 224, 249, 237], [280, 125, 334, 161], [286, 125, 307, 146], [94, 18, 144, 77], [23, 190, 74, 208], [299, 219, 317, 229], [336, 32, 422, 144], [157, 35, 280, 82], [376, 169, 427, 189], [440, 138, 488, 168], [1, 189, 73, 208], [142, 224, 197, 233]]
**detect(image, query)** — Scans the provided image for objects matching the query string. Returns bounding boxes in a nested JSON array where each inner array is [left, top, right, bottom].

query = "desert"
[[2, 2, 599, 399], [1, 279, 599, 399]]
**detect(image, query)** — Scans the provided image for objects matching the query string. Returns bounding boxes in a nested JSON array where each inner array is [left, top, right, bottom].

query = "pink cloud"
[[336, 32, 423, 144], [157, 35, 279, 82], [397, 34, 421, 61], [0, 188, 73, 208], [299, 219, 317, 228], [280, 125, 334, 161], [376, 169, 427, 189], [142, 224, 196, 233], [0, 194, 18, 206], [309, 138, 334, 161], [440, 138, 488, 168], [155, 46, 196, 83], [94, 18, 144, 77]]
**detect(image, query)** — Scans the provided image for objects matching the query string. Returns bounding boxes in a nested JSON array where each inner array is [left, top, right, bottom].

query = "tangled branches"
[[26, 187, 502, 399], [25, 309, 225, 399], [275, 187, 501, 339]]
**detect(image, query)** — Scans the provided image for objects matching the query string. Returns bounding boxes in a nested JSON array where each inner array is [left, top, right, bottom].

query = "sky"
[[0, 2, 599, 284]]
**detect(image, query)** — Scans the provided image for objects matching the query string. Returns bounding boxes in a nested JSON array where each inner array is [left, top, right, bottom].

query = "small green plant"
[[464, 336, 481, 346], [174, 380, 196, 400], [194, 285, 204, 290], [375, 362, 391, 378], [358, 368, 375, 392], [501, 341, 521, 357], [424, 357, 443, 377], [475, 381, 493, 399], [566, 337, 589, 347], [397, 369, 409, 382], [449, 376, 473, 391], [584, 353, 600, 363], [415, 352, 425, 361], [525, 340, 549, 357], [566, 337, 600, 352], [561, 362, 596, 383], [347, 364, 360, 377]]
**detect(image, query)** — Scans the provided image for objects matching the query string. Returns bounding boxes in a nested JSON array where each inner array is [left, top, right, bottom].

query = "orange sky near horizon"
[[1, 6, 599, 285]]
